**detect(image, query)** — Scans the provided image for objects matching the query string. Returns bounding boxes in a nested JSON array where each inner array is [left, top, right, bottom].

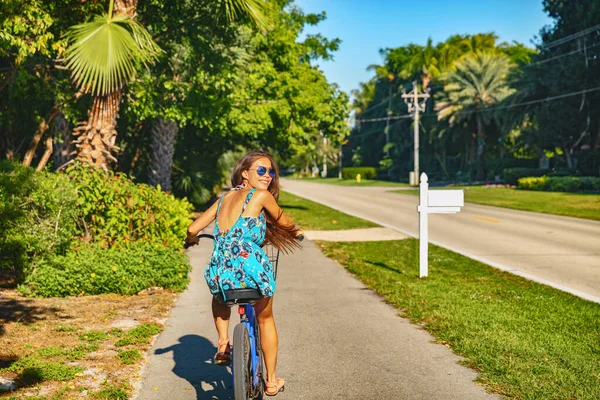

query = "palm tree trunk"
[[149, 118, 178, 191], [72, 92, 122, 169], [476, 115, 486, 181]]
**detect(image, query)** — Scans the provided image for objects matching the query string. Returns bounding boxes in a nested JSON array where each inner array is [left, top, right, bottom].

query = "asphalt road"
[[134, 238, 499, 400], [280, 178, 600, 303]]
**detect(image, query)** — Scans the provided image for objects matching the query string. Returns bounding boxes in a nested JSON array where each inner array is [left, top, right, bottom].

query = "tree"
[[63, 0, 160, 169], [436, 52, 515, 180]]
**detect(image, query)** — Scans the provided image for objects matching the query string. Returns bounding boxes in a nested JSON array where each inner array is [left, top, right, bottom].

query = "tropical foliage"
[[349, 0, 600, 182]]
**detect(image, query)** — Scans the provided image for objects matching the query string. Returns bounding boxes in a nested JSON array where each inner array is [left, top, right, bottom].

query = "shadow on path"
[[155, 335, 232, 400]]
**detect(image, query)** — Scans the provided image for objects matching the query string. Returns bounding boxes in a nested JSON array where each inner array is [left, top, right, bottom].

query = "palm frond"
[[64, 10, 161, 96], [220, 0, 272, 32]]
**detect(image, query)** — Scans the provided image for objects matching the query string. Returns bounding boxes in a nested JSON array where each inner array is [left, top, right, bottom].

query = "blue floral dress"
[[204, 188, 276, 298]]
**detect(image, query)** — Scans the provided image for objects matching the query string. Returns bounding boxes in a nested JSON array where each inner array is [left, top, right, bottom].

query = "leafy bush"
[[67, 164, 193, 249], [0, 161, 81, 279], [20, 242, 191, 297], [518, 176, 600, 193], [342, 167, 377, 180], [503, 167, 548, 185]]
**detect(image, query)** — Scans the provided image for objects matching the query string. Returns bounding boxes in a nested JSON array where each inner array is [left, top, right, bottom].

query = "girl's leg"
[[212, 297, 231, 352], [254, 296, 284, 389]]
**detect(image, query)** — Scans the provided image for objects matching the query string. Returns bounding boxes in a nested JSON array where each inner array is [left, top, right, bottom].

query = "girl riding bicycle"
[[185, 150, 302, 396]]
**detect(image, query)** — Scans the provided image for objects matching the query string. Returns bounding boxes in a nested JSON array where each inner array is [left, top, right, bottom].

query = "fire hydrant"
[[356, 173, 361, 183]]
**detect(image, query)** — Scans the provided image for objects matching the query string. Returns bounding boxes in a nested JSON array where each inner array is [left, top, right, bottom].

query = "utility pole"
[[402, 81, 430, 185]]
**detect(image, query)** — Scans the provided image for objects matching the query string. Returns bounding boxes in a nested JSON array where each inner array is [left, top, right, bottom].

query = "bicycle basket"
[[263, 244, 280, 279]]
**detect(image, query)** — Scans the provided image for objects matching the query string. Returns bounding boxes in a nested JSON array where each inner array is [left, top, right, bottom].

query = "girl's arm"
[[186, 198, 219, 243]]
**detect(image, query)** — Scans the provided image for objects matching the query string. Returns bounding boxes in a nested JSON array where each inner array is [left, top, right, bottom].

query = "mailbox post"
[[417, 173, 464, 277]]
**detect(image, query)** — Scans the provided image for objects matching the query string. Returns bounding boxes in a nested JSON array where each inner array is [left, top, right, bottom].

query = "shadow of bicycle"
[[155, 335, 232, 400]]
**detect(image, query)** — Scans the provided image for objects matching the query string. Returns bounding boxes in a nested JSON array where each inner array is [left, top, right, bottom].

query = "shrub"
[[67, 164, 193, 249], [20, 242, 191, 297], [517, 176, 600, 193], [0, 161, 81, 279], [342, 167, 377, 180], [2, 161, 194, 297], [503, 167, 548, 185]]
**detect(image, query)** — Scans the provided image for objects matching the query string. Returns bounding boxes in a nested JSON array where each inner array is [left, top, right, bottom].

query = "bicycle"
[[185, 234, 282, 400]]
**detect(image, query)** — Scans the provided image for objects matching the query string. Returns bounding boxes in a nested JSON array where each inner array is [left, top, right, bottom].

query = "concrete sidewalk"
[[134, 239, 501, 400]]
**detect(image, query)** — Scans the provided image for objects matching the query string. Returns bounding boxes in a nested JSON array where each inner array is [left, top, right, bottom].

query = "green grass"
[[319, 239, 600, 400], [78, 330, 109, 342], [114, 323, 161, 347], [279, 191, 378, 230], [2, 355, 83, 385], [290, 176, 410, 187], [117, 350, 141, 365], [392, 186, 600, 221]]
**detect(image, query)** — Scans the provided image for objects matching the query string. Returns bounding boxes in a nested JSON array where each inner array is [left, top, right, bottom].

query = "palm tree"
[[65, 0, 270, 171], [408, 38, 441, 89], [64, 0, 160, 169], [435, 52, 514, 180]]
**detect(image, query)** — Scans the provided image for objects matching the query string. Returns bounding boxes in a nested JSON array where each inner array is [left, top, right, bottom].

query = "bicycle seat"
[[215, 288, 264, 305]]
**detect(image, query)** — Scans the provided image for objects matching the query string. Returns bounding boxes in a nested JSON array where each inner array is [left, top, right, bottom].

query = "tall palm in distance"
[[435, 52, 515, 181]]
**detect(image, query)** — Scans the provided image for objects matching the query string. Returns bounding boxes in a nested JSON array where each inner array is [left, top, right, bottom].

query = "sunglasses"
[[251, 166, 276, 178]]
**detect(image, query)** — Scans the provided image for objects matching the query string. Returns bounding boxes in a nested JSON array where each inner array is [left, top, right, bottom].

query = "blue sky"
[[294, 0, 553, 96]]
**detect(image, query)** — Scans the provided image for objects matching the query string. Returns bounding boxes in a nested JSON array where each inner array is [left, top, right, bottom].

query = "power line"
[[523, 40, 600, 69], [350, 119, 405, 139], [356, 114, 413, 123], [541, 23, 600, 50], [357, 90, 402, 115], [426, 84, 600, 118]]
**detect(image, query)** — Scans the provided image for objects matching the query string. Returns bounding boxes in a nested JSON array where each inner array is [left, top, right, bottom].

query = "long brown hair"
[[231, 150, 301, 253]]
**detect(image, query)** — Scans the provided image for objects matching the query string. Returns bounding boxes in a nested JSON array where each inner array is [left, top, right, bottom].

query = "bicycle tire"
[[233, 323, 251, 400], [254, 323, 265, 400]]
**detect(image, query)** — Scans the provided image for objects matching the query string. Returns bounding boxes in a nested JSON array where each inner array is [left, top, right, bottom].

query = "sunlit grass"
[[279, 191, 378, 230], [319, 239, 600, 400]]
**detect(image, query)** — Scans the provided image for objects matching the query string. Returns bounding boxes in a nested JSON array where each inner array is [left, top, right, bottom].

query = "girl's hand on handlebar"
[[184, 236, 199, 249]]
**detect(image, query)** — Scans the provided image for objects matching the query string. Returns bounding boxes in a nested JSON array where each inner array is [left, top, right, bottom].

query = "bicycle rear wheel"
[[233, 323, 251, 400]]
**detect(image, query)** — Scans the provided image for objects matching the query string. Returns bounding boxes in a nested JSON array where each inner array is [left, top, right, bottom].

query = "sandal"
[[265, 377, 285, 396], [213, 339, 231, 366]]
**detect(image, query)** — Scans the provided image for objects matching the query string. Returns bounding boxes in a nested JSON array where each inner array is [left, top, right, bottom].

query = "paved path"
[[134, 238, 500, 400], [281, 179, 600, 303]]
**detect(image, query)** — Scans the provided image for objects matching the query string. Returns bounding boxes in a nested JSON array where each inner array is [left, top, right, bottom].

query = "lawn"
[[279, 191, 378, 230], [319, 239, 600, 400], [392, 186, 600, 221], [290, 176, 410, 187]]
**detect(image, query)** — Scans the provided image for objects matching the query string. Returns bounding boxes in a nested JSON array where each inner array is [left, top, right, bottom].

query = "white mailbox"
[[417, 173, 464, 277], [428, 190, 464, 207]]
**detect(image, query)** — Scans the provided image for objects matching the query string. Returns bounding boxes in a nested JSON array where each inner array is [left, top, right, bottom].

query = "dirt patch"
[[0, 287, 178, 399]]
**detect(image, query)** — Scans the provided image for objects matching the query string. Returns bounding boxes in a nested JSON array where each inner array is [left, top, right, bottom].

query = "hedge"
[[503, 168, 549, 185], [1, 161, 194, 297], [342, 167, 377, 180], [518, 176, 600, 193]]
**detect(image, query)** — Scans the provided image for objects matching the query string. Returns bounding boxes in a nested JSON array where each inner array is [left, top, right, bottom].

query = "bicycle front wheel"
[[233, 323, 251, 400]]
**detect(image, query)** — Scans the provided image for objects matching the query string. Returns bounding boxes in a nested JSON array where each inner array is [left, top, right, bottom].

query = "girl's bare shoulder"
[[253, 189, 275, 201]]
